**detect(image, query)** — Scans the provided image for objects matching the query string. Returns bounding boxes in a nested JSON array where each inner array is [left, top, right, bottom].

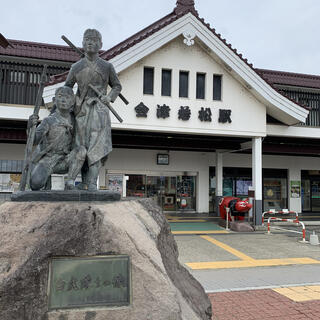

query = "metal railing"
[[267, 217, 306, 243], [262, 209, 299, 225]]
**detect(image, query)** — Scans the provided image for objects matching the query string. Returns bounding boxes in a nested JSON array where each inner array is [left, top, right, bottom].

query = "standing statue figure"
[[65, 29, 122, 191]]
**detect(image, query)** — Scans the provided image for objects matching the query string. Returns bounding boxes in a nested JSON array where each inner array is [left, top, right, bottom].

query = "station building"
[[1, 0, 320, 224]]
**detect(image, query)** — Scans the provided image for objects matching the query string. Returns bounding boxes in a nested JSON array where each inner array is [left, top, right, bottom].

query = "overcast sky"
[[2, 0, 320, 75]]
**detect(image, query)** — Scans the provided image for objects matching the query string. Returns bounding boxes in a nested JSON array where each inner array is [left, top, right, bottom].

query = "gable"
[[111, 37, 266, 137]]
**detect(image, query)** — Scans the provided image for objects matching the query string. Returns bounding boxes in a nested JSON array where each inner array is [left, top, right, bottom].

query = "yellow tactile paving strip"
[[166, 216, 216, 219], [274, 285, 320, 302], [186, 235, 320, 270], [200, 235, 255, 261], [172, 230, 229, 235], [187, 257, 320, 270], [168, 219, 207, 222]]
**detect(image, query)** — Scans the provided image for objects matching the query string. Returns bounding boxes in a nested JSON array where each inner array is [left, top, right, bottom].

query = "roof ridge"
[[256, 68, 320, 80], [99, 11, 176, 60], [174, 0, 198, 15], [7, 39, 74, 50]]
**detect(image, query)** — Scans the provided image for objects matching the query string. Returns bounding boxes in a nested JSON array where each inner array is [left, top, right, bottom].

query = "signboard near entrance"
[[48, 256, 131, 310], [290, 181, 301, 198]]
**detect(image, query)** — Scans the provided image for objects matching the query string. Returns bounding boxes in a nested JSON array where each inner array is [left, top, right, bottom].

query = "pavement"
[[170, 216, 320, 319]]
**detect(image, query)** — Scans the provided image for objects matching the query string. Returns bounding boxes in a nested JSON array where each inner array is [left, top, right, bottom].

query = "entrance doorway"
[[301, 171, 320, 212], [115, 172, 197, 213], [302, 178, 320, 212]]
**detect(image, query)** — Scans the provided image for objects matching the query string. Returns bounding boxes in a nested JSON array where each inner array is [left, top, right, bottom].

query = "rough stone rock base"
[[230, 221, 254, 232], [0, 199, 212, 320], [219, 219, 254, 232]]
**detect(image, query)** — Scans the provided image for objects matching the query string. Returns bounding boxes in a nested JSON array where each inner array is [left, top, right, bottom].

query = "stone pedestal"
[[0, 199, 212, 320], [11, 190, 121, 202]]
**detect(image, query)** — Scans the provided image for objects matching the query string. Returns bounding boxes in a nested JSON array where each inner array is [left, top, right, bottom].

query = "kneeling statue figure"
[[28, 86, 85, 191]]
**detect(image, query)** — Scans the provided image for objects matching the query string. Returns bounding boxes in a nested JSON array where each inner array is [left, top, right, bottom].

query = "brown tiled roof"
[[256, 68, 320, 90], [0, 39, 80, 62], [0, 33, 13, 48]]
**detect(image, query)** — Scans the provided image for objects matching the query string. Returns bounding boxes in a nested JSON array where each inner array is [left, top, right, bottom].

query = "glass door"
[[126, 174, 146, 197], [311, 180, 320, 212], [176, 176, 196, 211], [146, 176, 177, 212], [301, 179, 311, 212], [162, 176, 177, 212], [146, 176, 161, 206]]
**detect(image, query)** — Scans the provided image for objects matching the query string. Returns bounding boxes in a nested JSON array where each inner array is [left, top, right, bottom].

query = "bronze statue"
[[28, 86, 86, 191], [65, 29, 122, 191]]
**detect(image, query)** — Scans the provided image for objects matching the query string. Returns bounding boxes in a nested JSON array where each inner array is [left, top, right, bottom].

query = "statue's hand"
[[28, 114, 39, 128], [101, 95, 112, 104]]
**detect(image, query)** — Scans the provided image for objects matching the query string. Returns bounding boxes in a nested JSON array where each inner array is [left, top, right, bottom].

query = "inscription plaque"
[[48, 255, 131, 310]]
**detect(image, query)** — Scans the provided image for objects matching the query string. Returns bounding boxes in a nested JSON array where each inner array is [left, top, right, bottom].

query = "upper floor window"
[[10, 71, 25, 83], [143, 67, 154, 95], [161, 69, 172, 96], [196, 73, 206, 99], [213, 74, 222, 101], [29, 73, 40, 84], [179, 71, 189, 98]]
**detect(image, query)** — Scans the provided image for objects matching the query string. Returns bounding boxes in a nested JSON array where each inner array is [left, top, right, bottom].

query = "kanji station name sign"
[[48, 256, 131, 310], [135, 102, 232, 123]]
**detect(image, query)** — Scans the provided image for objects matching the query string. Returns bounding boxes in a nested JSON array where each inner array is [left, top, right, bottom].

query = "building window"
[[10, 71, 25, 83], [179, 71, 189, 98], [29, 73, 41, 84], [161, 69, 172, 96], [143, 67, 154, 95], [213, 74, 222, 101], [196, 73, 206, 99]]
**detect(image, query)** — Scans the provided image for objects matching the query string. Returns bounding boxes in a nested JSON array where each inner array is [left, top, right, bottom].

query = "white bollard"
[[226, 207, 230, 231], [310, 231, 319, 245]]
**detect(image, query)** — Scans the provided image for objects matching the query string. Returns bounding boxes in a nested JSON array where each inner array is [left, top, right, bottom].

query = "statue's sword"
[[88, 84, 123, 123], [61, 35, 129, 106], [19, 65, 48, 191]]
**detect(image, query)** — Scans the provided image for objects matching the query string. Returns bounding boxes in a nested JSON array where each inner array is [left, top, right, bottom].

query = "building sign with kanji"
[[135, 103, 232, 125]]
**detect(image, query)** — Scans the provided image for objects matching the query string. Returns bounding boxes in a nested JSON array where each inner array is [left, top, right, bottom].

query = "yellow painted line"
[[168, 219, 207, 222], [274, 285, 320, 302], [172, 230, 229, 235], [186, 258, 320, 270], [166, 216, 216, 219], [200, 235, 255, 261], [306, 285, 320, 292]]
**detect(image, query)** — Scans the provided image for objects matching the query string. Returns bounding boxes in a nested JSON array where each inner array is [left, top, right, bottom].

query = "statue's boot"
[[86, 160, 102, 191], [65, 146, 87, 190], [76, 182, 87, 190]]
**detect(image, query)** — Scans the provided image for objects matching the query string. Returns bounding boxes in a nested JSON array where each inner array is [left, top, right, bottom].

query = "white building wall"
[[110, 37, 267, 137]]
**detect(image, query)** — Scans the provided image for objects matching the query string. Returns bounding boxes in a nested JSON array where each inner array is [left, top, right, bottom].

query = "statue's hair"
[[83, 29, 102, 41], [55, 86, 74, 97]]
